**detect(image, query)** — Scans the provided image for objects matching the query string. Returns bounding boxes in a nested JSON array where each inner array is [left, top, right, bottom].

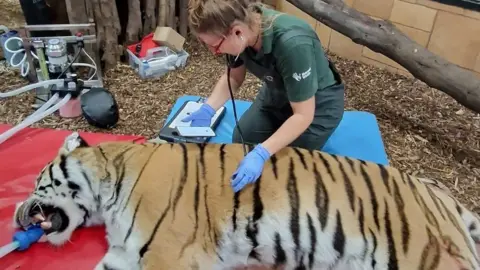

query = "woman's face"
[[197, 29, 246, 56]]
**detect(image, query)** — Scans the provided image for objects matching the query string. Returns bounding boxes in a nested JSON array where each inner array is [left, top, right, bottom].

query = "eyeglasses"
[[212, 37, 225, 55]]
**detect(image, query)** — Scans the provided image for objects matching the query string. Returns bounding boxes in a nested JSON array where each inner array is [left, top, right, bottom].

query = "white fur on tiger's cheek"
[[45, 201, 85, 246]]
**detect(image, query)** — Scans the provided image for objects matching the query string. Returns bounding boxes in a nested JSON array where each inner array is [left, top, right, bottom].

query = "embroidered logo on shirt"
[[292, 67, 311, 81]]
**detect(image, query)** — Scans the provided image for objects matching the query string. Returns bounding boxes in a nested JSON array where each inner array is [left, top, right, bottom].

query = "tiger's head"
[[13, 132, 105, 246]]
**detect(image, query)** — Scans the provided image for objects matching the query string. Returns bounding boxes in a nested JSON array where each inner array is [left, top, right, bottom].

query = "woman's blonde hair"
[[188, 0, 279, 37]]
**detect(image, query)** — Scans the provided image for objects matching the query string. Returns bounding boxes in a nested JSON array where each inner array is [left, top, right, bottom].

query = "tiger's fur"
[[13, 132, 480, 270]]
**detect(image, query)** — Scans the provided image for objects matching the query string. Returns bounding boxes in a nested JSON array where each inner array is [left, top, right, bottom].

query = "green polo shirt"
[[227, 7, 337, 103]]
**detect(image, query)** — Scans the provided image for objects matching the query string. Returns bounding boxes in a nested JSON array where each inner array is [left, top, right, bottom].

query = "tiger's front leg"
[[94, 245, 142, 270]]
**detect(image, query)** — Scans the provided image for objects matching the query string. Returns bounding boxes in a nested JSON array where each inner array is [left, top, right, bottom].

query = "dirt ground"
[[0, 1, 478, 214]]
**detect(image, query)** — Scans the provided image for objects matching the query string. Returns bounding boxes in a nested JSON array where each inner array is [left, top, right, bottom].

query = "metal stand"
[[19, 23, 103, 107]]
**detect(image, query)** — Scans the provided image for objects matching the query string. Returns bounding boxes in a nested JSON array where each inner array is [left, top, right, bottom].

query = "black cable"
[[226, 65, 247, 156]]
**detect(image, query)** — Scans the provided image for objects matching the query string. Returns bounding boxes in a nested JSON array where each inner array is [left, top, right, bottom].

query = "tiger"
[[12, 131, 480, 270]]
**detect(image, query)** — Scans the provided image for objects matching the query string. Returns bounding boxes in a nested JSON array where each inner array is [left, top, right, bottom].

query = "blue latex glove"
[[181, 103, 215, 127], [231, 144, 271, 192]]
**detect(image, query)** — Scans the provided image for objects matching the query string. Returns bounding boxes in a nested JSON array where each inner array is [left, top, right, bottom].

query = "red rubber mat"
[[0, 124, 145, 270]]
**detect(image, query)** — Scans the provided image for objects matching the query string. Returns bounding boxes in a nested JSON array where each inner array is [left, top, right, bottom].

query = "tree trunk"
[[64, 0, 88, 24], [168, 0, 176, 29], [126, 0, 142, 44], [143, 0, 157, 36], [178, 0, 188, 37], [92, 0, 121, 69], [287, 0, 480, 114], [158, 0, 168, 27], [89, 0, 105, 52]]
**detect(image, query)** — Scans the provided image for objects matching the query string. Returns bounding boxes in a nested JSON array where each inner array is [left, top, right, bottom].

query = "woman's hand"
[[231, 144, 271, 192], [181, 103, 216, 127]]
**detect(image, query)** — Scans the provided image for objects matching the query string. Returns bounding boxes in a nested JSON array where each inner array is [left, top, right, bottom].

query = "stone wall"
[[276, 0, 480, 78]]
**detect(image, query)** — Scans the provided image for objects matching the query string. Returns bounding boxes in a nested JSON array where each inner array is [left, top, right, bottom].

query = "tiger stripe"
[[246, 171, 264, 260], [391, 178, 410, 254], [384, 198, 399, 270], [274, 232, 287, 267], [200, 145, 215, 250], [171, 143, 189, 219], [419, 226, 441, 270], [287, 157, 301, 263], [179, 156, 201, 258], [379, 164, 392, 194], [219, 144, 226, 193], [369, 228, 378, 269], [360, 163, 381, 230], [425, 185, 447, 221], [333, 210, 346, 260], [407, 175, 441, 231], [121, 144, 160, 214], [307, 213, 316, 269], [313, 161, 329, 230], [338, 158, 356, 212], [124, 195, 143, 243], [358, 198, 368, 260], [293, 147, 308, 170]]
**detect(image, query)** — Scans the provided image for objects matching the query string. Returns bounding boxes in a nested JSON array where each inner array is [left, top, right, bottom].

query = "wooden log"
[[286, 0, 480, 114]]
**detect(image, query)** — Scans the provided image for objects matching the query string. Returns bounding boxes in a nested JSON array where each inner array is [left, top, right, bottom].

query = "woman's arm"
[[260, 38, 323, 155], [205, 63, 246, 111], [261, 96, 315, 155]]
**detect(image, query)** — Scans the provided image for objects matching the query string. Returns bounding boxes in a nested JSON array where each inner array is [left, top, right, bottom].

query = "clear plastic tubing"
[[0, 79, 63, 98], [24, 92, 59, 121], [0, 241, 19, 259], [0, 93, 71, 145]]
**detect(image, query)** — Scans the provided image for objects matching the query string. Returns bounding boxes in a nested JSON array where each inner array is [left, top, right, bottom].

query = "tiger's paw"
[[95, 245, 141, 270]]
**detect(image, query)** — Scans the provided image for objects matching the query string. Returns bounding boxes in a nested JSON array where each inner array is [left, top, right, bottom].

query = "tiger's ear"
[[59, 132, 88, 155]]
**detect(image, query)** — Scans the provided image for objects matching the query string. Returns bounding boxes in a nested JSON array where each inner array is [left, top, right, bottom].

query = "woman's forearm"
[[206, 68, 245, 111], [261, 113, 313, 155]]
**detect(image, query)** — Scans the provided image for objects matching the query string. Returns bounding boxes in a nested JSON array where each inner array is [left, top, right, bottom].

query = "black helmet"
[[80, 87, 119, 129]]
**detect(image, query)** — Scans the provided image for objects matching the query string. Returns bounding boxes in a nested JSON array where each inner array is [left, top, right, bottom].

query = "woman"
[[183, 0, 345, 192]]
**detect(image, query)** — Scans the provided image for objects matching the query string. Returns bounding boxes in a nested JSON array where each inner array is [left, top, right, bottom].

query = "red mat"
[[0, 124, 146, 270]]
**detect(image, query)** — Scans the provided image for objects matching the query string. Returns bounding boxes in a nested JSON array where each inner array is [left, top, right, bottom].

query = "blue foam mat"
[[164, 95, 389, 165]]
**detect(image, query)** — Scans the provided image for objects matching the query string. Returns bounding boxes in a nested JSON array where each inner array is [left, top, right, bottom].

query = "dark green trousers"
[[232, 82, 344, 151]]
